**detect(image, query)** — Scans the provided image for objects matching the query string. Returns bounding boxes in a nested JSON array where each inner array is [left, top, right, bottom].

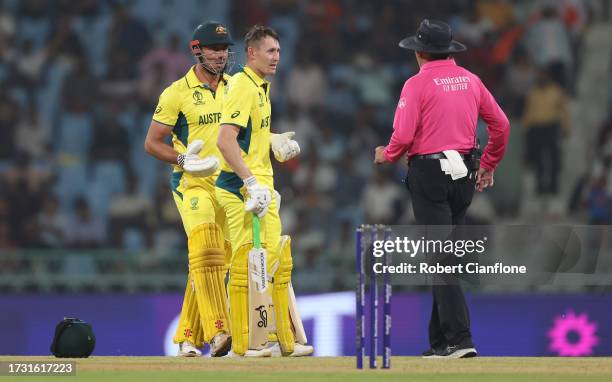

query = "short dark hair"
[[244, 25, 279, 51]]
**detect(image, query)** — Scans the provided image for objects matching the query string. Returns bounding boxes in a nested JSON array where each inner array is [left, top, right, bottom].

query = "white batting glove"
[[270, 132, 300, 162], [244, 176, 272, 218], [178, 140, 219, 177]]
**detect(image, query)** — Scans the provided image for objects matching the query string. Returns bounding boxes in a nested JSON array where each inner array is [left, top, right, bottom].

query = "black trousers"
[[526, 123, 561, 195], [406, 158, 476, 349]]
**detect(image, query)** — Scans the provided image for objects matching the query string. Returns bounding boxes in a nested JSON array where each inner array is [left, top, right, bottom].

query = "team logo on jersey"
[[231, 111, 240, 118], [215, 320, 224, 330], [155, 105, 162, 114], [193, 90, 204, 105], [216, 25, 227, 35], [258, 92, 264, 107], [190, 197, 199, 210], [398, 98, 406, 109]]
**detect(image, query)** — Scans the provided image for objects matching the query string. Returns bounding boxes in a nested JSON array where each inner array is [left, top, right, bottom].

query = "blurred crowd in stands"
[[1, 0, 611, 291]]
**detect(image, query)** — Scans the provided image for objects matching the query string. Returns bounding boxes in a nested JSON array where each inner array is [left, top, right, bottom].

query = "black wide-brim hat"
[[399, 19, 466, 54]]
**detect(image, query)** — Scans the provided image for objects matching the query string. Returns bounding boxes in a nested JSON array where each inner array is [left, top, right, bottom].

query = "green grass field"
[[1, 356, 611, 382]]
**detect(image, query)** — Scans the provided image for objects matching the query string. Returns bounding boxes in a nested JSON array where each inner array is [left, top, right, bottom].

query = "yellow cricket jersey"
[[152, 66, 230, 197], [216, 66, 273, 199]]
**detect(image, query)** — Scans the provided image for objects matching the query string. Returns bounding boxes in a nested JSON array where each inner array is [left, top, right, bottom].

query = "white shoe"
[[225, 348, 272, 358], [210, 332, 232, 357], [265, 342, 314, 357], [289, 343, 314, 357], [245, 348, 272, 357], [178, 341, 202, 357]]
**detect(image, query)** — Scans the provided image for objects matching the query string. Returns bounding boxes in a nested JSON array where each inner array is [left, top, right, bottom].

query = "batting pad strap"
[[274, 260, 293, 285], [188, 223, 226, 270]]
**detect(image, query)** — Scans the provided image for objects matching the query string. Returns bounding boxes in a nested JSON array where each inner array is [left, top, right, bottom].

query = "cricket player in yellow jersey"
[[144, 21, 234, 357], [216, 25, 313, 357]]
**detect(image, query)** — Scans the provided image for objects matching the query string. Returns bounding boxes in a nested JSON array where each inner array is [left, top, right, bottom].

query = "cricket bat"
[[248, 214, 269, 349]]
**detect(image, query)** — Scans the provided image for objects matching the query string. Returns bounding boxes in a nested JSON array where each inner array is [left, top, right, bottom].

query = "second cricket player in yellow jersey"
[[144, 21, 234, 357], [216, 25, 309, 357]]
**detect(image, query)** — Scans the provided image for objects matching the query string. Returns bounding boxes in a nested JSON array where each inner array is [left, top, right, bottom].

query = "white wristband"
[[244, 175, 257, 187]]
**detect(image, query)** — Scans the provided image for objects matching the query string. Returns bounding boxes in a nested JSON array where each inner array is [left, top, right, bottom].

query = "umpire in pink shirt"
[[375, 19, 510, 358]]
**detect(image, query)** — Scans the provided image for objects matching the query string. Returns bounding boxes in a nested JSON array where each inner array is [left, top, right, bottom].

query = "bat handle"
[[252, 214, 261, 248]]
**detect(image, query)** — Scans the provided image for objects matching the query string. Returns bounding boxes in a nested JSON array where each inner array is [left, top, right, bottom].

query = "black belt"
[[412, 152, 467, 160]]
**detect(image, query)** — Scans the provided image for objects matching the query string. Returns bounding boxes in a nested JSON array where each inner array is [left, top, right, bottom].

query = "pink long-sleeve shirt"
[[383, 59, 510, 170]]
